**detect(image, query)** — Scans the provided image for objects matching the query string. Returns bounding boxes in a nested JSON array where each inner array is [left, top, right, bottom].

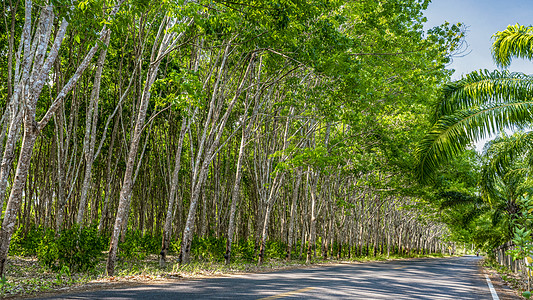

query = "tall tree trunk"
[[286, 169, 301, 261], [0, 125, 37, 275], [179, 48, 253, 265], [76, 32, 112, 225], [306, 170, 317, 264], [258, 172, 284, 265], [0, 0, 120, 274], [107, 15, 188, 276], [160, 117, 189, 266], [98, 112, 120, 233], [225, 121, 247, 264]]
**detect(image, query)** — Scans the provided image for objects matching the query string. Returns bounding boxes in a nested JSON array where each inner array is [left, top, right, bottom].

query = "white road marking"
[[485, 274, 500, 300]]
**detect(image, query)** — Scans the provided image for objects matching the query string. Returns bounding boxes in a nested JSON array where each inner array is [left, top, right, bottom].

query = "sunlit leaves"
[[416, 23, 533, 182], [416, 99, 533, 182], [492, 24, 533, 68], [152, 69, 205, 113], [436, 70, 533, 120]]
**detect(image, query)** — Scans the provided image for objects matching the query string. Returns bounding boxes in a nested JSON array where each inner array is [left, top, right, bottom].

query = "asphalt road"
[[38, 256, 497, 299]]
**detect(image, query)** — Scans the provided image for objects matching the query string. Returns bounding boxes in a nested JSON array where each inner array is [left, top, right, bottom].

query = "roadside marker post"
[[525, 256, 533, 291]]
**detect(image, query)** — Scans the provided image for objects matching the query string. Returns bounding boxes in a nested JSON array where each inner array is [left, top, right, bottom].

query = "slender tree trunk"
[[76, 32, 112, 225], [0, 0, 120, 275], [106, 15, 191, 275], [286, 169, 301, 261], [225, 124, 247, 264], [98, 113, 120, 233], [0, 125, 37, 275], [306, 170, 317, 264], [179, 48, 254, 265], [161, 117, 189, 266], [258, 172, 284, 265]]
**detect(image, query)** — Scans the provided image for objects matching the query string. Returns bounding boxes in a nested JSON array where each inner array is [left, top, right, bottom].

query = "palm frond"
[[479, 131, 533, 207], [479, 162, 502, 206], [416, 100, 533, 182], [492, 209, 503, 226], [482, 131, 533, 176], [439, 191, 483, 209], [435, 70, 533, 120], [492, 24, 533, 68]]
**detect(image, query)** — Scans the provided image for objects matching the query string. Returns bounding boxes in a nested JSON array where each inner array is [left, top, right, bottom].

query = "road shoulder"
[[479, 259, 522, 299]]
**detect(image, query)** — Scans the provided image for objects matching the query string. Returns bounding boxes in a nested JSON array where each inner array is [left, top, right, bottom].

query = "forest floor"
[[1, 253, 446, 299]]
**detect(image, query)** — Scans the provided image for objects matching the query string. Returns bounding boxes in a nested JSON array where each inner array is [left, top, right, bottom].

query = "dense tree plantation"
[[0, 0, 469, 282]]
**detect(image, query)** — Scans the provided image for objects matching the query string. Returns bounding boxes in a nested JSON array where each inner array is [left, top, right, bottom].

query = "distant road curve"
[[37, 256, 501, 299]]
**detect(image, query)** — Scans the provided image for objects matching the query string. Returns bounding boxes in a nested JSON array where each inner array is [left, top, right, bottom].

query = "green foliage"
[[9, 226, 45, 257], [414, 26, 533, 250], [492, 24, 533, 68], [118, 231, 162, 260], [191, 236, 226, 262], [416, 24, 533, 182], [416, 98, 533, 183], [37, 225, 106, 272], [0, 276, 8, 291], [264, 241, 287, 260], [55, 266, 72, 285], [232, 239, 255, 261], [523, 291, 532, 299], [506, 196, 533, 266]]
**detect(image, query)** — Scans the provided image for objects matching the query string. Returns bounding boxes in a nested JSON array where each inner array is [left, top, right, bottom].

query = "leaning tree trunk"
[[76, 32, 112, 226], [179, 48, 254, 265], [258, 172, 284, 265], [0, 124, 37, 275], [224, 61, 263, 264], [0, 0, 122, 275], [225, 120, 248, 264], [106, 16, 191, 275], [106, 63, 156, 275]]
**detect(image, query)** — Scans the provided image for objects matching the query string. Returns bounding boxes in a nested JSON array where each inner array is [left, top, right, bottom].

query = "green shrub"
[[191, 236, 225, 262], [37, 225, 105, 272], [170, 239, 181, 255], [118, 230, 146, 260], [118, 230, 162, 260], [140, 232, 162, 254], [10, 225, 44, 256], [265, 241, 287, 260], [233, 238, 255, 261]]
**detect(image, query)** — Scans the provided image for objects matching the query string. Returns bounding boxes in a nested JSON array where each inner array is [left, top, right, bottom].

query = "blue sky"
[[424, 0, 533, 79], [423, 0, 533, 151]]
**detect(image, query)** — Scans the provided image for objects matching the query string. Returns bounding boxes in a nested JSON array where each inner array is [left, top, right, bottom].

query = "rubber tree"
[[0, 0, 125, 276]]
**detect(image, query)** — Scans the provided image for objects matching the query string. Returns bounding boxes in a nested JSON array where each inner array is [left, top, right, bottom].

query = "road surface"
[[37, 256, 502, 299]]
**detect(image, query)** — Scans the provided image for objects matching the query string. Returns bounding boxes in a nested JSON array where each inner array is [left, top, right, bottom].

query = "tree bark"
[[286, 169, 301, 261], [179, 47, 254, 265], [107, 15, 191, 275], [160, 116, 189, 266], [76, 32, 112, 225]]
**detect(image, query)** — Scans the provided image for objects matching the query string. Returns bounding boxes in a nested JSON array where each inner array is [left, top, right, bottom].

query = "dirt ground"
[[2, 255, 527, 299]]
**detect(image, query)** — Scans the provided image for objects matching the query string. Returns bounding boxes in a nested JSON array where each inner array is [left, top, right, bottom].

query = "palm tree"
[[479, 132, 533, 227], [415, 24, 533, 182], [434, 132, 533, 248]]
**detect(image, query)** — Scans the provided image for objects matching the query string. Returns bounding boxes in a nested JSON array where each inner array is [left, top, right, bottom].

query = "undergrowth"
[[2, 227, 449, 298]]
